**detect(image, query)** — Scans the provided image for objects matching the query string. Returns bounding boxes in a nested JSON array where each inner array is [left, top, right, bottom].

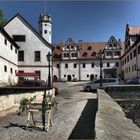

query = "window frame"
[[34, 51, 41, 62]]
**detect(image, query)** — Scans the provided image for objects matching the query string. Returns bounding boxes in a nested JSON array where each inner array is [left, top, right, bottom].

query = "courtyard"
[[0, 82, 97, 140]]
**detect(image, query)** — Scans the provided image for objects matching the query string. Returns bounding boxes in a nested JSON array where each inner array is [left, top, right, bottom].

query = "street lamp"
[[42, 52, 52, 131], [98, 50, 104, 88], [46, 52, 52, 89]]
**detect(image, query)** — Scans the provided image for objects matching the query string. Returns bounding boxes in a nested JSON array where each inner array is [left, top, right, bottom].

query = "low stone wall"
[[95, 89, 140, 140], [0, 88, 55, 117]]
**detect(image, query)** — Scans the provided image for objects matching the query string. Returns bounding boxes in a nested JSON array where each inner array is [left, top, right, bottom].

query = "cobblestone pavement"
[[0, 82, 97, 140]]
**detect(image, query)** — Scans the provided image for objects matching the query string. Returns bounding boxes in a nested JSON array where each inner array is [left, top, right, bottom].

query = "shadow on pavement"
[[4, 122, 44, 132], [68, 99, 98, 139]]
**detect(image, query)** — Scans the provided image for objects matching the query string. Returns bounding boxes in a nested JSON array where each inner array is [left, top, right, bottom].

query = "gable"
[[3, 13, 52, 49]]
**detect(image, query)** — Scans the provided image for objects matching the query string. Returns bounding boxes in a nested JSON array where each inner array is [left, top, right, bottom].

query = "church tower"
[[39, 13, 52, 44]]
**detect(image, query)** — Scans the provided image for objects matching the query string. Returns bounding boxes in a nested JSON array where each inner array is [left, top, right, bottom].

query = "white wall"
[[0, 32, 18, 85], [53, 59, 121, 81], [4, 16, 52, 81]]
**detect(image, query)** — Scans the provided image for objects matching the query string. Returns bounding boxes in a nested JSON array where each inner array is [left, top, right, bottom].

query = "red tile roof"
[[78, 42, 106, 59], [53, 40, 124, 60]]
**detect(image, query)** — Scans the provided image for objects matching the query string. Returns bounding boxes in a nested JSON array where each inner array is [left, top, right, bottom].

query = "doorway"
[[67, 75, 72, 81], [90, 74, 94, 81]]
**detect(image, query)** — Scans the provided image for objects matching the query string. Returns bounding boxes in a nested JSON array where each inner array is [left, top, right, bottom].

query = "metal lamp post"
[[98, 50, 104, 88], [46, 52, 52, 89], [42, 52, 52, 131]]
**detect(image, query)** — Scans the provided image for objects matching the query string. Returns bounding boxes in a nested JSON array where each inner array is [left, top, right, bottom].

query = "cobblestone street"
[[0, 82, 97, 140]]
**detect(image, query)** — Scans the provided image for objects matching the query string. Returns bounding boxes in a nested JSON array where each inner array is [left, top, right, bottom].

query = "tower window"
[[44, 30, 47, 34], [49, 31, 51, 35]]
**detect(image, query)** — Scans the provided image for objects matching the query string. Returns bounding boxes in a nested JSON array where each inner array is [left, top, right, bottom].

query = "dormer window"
[[91, 52, 96, 57], [83, 52, 88, 57], [88, 46, 92, 50]]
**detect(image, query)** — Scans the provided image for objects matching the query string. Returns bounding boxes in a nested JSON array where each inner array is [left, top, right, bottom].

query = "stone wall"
[[95, 89, 140, 140], [0, 88, 54, 117]]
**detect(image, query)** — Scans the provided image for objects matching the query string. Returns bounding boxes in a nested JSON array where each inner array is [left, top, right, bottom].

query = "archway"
[[67, 75, 72, 81], [90, 74, 94, 81], [53, 75, 58, 82]]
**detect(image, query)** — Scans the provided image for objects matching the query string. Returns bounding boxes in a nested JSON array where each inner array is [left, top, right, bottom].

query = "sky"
[[0, 1, 140, 43]]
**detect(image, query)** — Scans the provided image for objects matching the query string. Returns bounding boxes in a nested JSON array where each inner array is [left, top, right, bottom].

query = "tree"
[[0, 9, 7, 27]]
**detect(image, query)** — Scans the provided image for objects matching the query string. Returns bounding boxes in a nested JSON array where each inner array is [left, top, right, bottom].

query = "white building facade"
[[3, 13, 53, 82], [0, 28, 19, 86], [53, 37, 123, 81], [121, 24, 140, 80]]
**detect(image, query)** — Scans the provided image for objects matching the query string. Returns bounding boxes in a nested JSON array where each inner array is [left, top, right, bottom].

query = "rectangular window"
[[18, 50, 24, 61], [65, 64, 68, 68], [15, 48, 17, 54], [13, 35, 26, 42], [57, 64, 59, 68], [35, 51, 41, 62], [114, 51, 120, 56], [106, 52, 112, 56], [82, 63, 86, 68], [44, 30, 47, 34], [91, 63, 94, 68], [74, 63, 77, 68], [49, 31, 51, 35], [107, 63, 110, 67], [71, 46, 74, 49], [64, 53, 69, 57], [125, 57, 126, 64], [133, 49, 136, 57], [116, 62, 119, 67], [4, 39, 7, 45], [138, 45, 140, 54], [10, 44, 13, 50], [127, 55, 129, 62], [10, 68, 13, 74], [71, 53, 77, 57], [130, 52, 132, 60], [4, 65, 7, 72]]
